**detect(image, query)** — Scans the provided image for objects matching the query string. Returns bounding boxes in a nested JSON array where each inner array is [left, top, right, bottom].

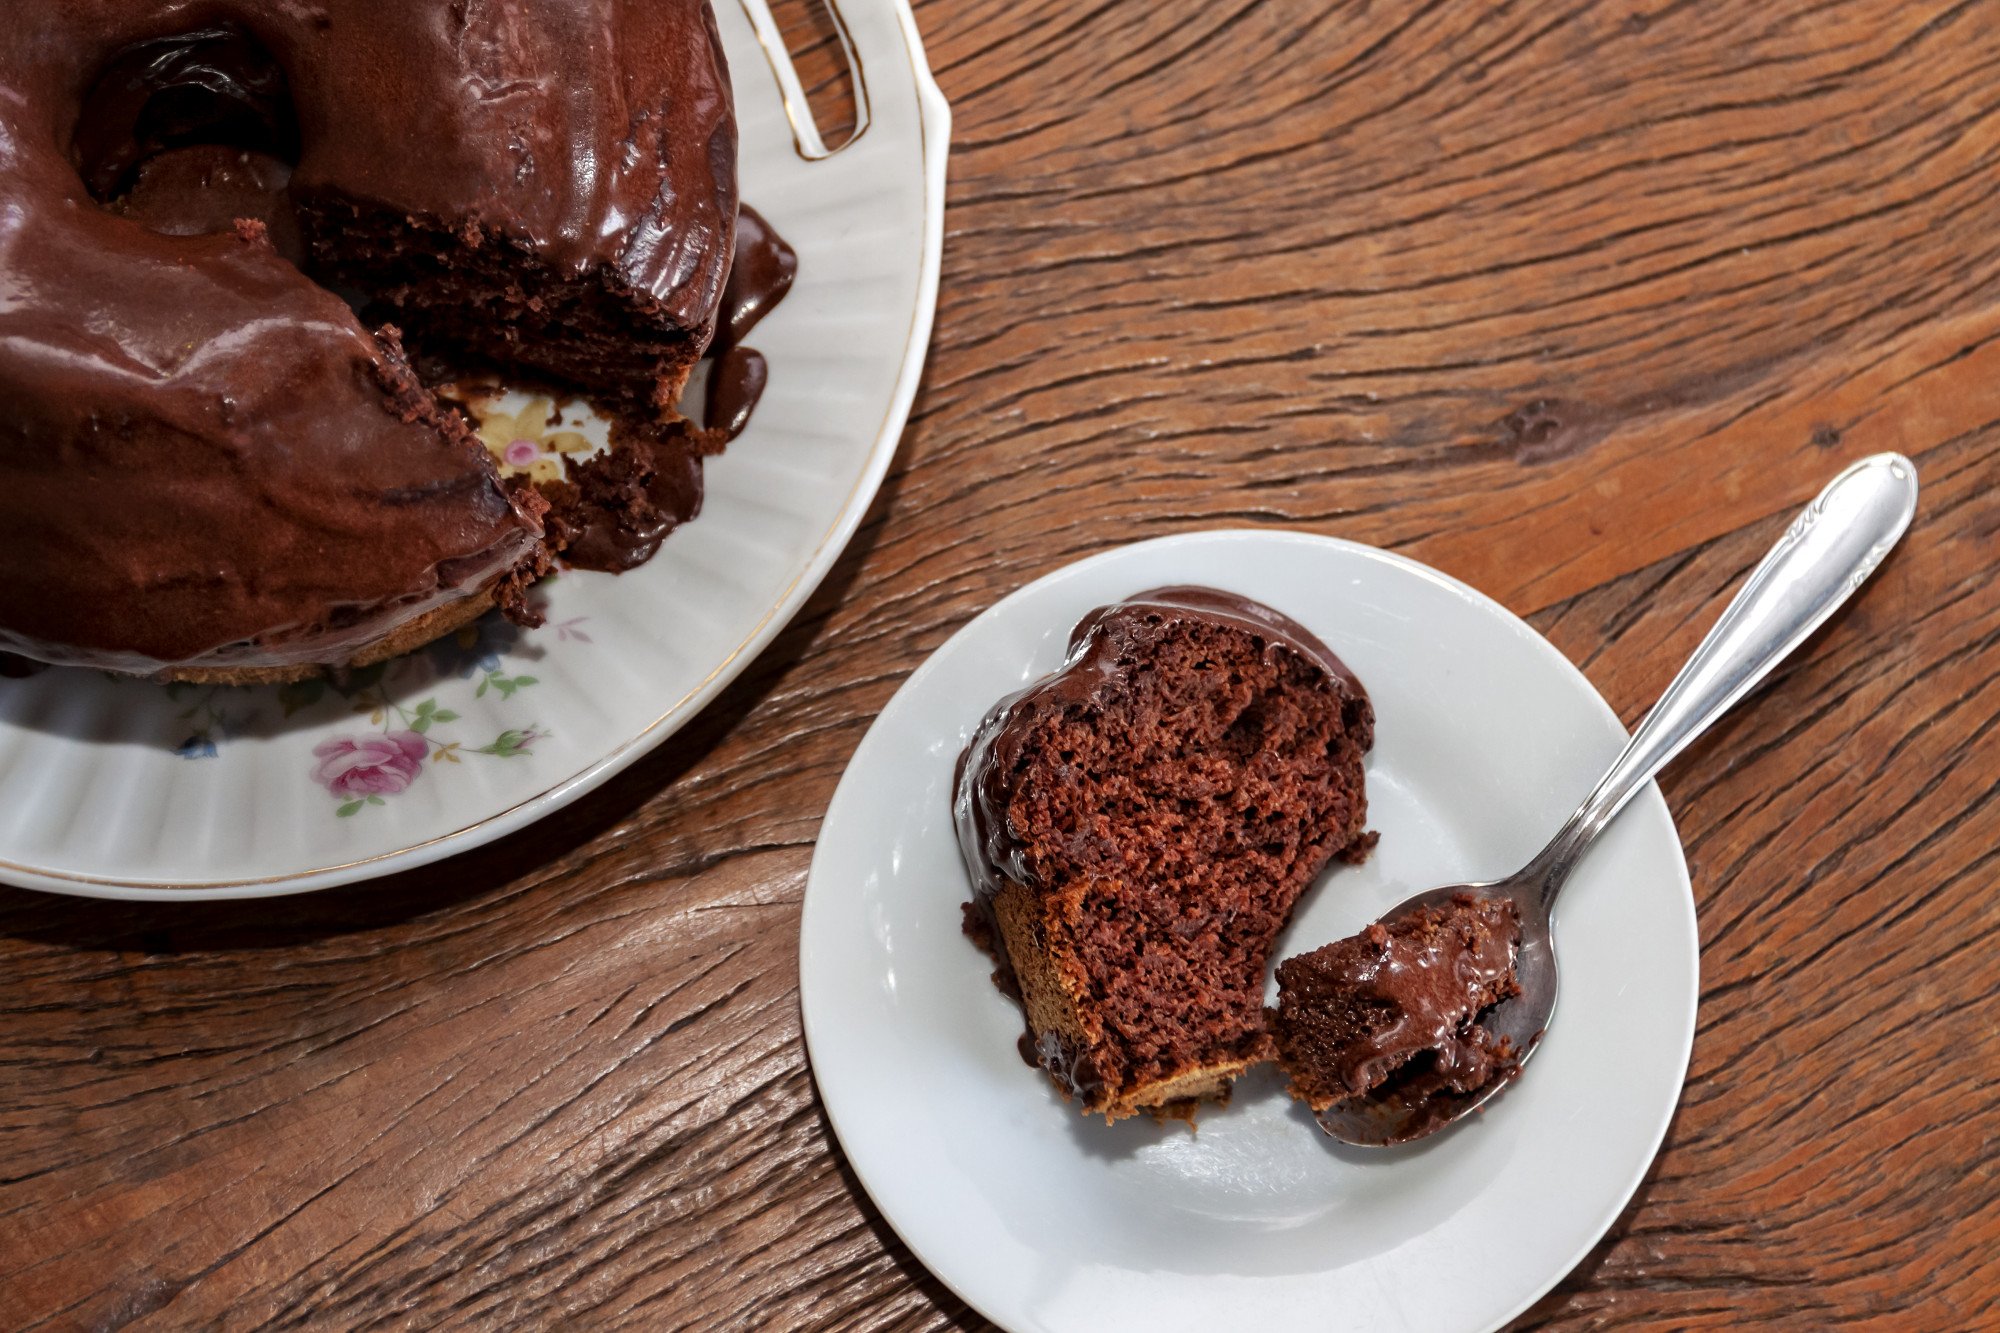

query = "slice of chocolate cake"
[[1273, 892, 1522, 1118], [955, 587, 1375, 1122]]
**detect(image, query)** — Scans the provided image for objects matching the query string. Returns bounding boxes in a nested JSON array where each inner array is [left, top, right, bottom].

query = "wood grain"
[[2, 0, 1997, 1327]]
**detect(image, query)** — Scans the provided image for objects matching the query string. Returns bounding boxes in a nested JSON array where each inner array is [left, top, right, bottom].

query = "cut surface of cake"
[[1273, 892, 1523, 1120], [955, 587, 1374, 1121]]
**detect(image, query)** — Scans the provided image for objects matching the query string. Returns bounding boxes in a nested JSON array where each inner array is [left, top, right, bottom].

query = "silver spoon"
[[1317, 452, 1920, 1146]]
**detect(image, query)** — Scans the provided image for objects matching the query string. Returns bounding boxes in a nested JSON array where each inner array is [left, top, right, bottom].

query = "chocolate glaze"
[[698, 204, 794, 440], [113, 145, 304, 263], [72, 24, 298, 201], [716, 205, 798, 348], [0, 0, 736, 672], [705, 346, 769, 441], [1275, 892, 1522, 1141], [954, 586, 1370, 913]]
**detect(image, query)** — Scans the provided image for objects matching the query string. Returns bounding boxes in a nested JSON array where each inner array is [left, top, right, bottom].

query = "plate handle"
[[734, 0, 873, 159]]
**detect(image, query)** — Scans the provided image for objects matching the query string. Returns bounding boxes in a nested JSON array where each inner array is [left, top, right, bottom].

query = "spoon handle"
[[1526, 452, 1920, 905]]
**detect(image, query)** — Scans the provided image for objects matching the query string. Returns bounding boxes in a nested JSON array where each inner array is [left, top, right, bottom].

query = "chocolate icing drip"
[[705, 345, 767, 441], [717, 205, 798, 347], [693, 204, 794, 441], [953, 586, 1372, 912]]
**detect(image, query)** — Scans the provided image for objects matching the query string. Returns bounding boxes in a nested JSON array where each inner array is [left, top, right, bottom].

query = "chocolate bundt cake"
[[0, 1, 737, 680], [1274, 893, 1523, 1117], [955, 587, 1376, 1121]]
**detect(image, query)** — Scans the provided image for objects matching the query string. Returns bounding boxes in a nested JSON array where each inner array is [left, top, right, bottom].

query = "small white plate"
[[802, 530, 1697, 1333], [0, 0, 947, 899]]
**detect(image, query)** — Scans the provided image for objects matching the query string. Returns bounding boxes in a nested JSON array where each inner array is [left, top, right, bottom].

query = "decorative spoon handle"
[[1525, 453, 1919, 907]]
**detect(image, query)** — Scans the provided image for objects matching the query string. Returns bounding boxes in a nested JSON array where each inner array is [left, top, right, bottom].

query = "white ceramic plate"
[[802, 531, 1698, 1333], [0, 0, 948, 899]]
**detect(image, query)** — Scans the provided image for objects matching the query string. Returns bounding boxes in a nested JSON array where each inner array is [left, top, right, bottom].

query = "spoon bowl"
[[1316, 453, 1920, 1146], [1309, 873, 1561, 1146]]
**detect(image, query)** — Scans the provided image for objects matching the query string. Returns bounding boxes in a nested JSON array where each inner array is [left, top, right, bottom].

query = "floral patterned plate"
[[0, 0, 948, 898]]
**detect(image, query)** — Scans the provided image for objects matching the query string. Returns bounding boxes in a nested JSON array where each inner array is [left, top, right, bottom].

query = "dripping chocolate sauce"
[[702, 203, 796, 441], [705, 345, 768, 441]]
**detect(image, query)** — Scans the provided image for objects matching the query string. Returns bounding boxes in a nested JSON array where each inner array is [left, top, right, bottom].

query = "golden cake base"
[[152, 591, 498, 686], [991, 876, 1264, 1123]]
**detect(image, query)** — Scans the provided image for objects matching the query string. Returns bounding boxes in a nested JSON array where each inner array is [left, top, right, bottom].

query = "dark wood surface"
[[3, 0, 1997, 1327]]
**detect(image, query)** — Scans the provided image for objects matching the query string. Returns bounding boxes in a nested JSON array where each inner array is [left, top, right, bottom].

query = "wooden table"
[[3, 0, 1996, 1327]]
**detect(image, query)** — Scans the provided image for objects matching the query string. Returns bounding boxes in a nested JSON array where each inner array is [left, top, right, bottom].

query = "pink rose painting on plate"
[[314, 731, 428, 799], [284, 615, 561, 818]]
